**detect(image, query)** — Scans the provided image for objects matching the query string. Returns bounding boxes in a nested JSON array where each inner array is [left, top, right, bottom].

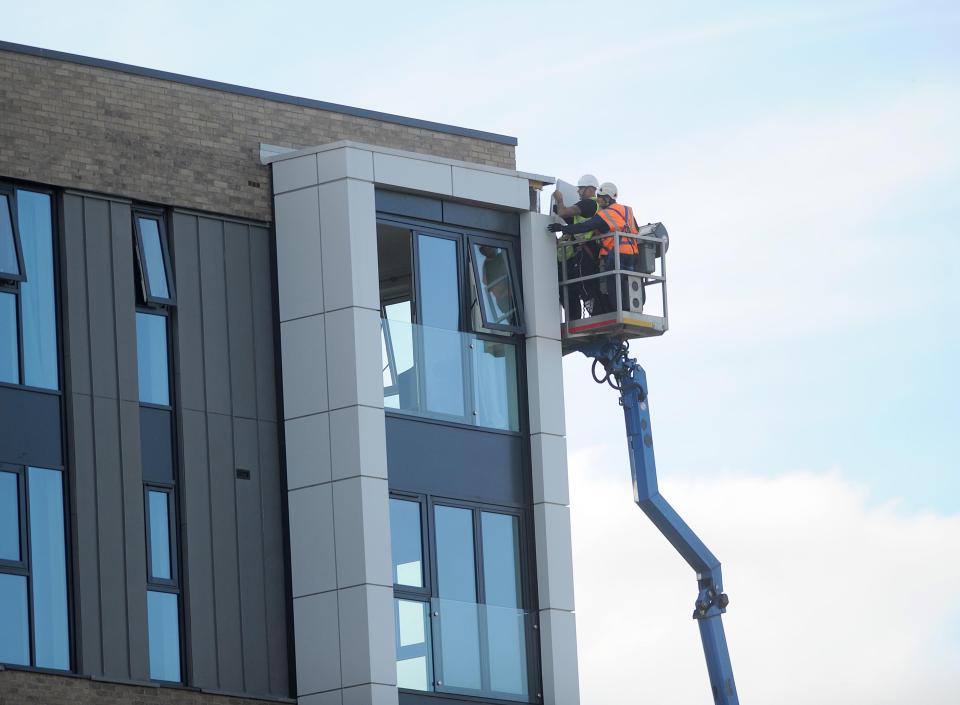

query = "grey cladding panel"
[[234, 416, 270, 695], [207, 411, 244, 691], [171, 213, 206, 412], [62, 194, 91, 395], [92, 394, 130, 677], [375, 189, 443, 222], [68, 393, 102, 675], [0, 386, 62, 468], [84, 198, 119, 399], [224, 223, 257, 419], [198, 218, 231, 415], [119, 398, 148, 681], [258, 420, 289, 695], [249, 227, 277, 422], [443, 201, 520, 236], [386, 415, 527, 507], [179, 408, 219, 688], [109, 202, 138, 402]]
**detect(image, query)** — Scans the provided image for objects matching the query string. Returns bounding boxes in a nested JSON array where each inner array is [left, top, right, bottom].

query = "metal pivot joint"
[[580, 340, 739, 705]]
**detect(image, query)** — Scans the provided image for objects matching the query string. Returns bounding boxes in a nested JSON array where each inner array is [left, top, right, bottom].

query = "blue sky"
[[4, 1, 958, 701]]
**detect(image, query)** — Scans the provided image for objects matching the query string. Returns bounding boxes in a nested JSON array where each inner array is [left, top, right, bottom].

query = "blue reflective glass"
[[434, 598, 482, 691], [390, 499, 423, 587], [422, 324, 465, 418], [136, 312, 169, 405], [472, 244, 518, 327], [18, 191, 58, 390], [417, 235, 459, 330], [395, 598, 433, 691], [138, 218, 170, 300], [0, 573, 30, 666], [481, 512, 521, 608], [484, 605, 528, 698], [148, 491, 172, 580], [28, 467, 69, 669], [147, 590, 181, 681], [472, 340, 519, 432], [435, 506, 476, 602], [0, 194, 19, 277], [0, 471, 20, 562], [0, 292, 17, 384]]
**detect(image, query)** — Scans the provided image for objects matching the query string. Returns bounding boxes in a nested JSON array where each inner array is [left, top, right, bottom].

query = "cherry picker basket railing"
[[557, 223, 669, 352]]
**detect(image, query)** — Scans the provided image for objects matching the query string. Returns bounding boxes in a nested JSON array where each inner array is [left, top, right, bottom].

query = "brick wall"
[[0, 669, 295, 705], [0, 49, 516, 221]]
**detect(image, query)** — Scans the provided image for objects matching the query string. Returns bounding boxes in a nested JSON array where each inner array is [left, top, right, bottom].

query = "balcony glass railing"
[[381, 319, 520, 432]]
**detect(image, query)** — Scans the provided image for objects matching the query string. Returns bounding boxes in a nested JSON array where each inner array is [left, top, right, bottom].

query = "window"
[[144, 487, 181, 682], [469, 239, 522, 334], [0, 464, 70, 670], [378, 220, 523, 432], [133, 212, 176, 306], [391, 496, 535, 702], [0, 188, 58, 390], [0, 190, 26, 282], [135, 299, 182, 682]]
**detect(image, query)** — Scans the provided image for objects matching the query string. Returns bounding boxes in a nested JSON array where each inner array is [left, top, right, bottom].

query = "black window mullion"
[[0, 187, 27, 283]]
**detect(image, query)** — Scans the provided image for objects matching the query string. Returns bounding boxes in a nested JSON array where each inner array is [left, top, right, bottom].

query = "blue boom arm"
[[579, 340, 739, 705]]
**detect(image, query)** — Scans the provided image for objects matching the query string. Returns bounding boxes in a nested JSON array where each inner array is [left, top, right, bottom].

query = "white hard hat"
[[577, 174, 599, 189], [598, 182, 618, 199]]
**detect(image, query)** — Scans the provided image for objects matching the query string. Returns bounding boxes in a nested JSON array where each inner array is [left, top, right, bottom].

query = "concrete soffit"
[[262, 141, 555, 211]]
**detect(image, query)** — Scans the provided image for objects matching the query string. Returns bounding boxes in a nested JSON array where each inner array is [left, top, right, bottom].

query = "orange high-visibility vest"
[[597, 203, 640, 257]]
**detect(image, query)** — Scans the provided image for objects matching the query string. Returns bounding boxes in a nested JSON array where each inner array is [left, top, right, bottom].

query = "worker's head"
[[577, 173, 599, 198], [597, 181, 618, 207]]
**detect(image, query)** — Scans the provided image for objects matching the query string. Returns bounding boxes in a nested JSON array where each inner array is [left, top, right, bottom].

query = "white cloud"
[[569, 455, 960, 704]]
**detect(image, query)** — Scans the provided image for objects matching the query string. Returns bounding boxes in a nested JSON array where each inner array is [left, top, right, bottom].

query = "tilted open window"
[[133, 212, 176, 306], [467, 236, 522, 335], [0, 189, 26, 283]]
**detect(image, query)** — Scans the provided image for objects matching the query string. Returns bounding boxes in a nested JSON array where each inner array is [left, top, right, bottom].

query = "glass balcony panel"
[[472, 339, 519, 432], [0, 292, 18, 384], [381, 318, 519, 432], [18, 191, 58, 390], [432, 598, 530, 702], [395, 599, 433, 691], [0, 471, 19, 561], [28, 467, 69, 669], [0, 573, 30, 666]]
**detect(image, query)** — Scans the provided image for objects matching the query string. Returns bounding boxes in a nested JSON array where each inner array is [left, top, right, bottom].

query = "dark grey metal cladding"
[[170, 211, 288, 697], [385, 415, 527, 508], [0, 386, 62, 468], [61, 193, 149, 681], [375, 189, 521, 237]]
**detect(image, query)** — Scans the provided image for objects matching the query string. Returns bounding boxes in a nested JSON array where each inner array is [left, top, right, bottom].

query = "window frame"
[[132, 209, 176, 307], [0, 462, 72, 671], [0, 463, 29, 573], [0, 186, 27, 284], [466, 234, 524, 335], [143, 484, 179, 589], [391, 491, 541, 702]]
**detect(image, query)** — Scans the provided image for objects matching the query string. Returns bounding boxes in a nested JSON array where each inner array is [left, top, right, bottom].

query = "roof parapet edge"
[[0, 40, 519, 147]]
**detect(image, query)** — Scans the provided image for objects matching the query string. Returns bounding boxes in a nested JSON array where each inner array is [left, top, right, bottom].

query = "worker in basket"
[[548, 181, 639, 313], [551, 174, 601, 320]]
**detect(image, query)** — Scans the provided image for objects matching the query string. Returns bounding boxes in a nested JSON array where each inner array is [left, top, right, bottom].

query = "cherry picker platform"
[[557, 226, 740, 705]]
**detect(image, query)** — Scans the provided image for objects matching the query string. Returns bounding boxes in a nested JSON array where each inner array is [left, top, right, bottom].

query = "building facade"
[[0, 41, 577, 705]]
